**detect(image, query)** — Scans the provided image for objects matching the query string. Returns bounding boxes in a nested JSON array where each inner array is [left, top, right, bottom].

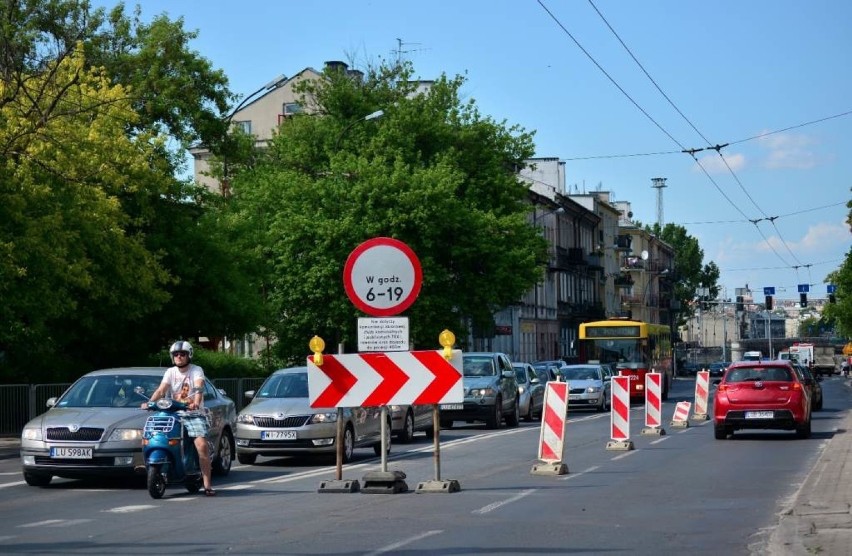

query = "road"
[[0, 376, 849, 555]]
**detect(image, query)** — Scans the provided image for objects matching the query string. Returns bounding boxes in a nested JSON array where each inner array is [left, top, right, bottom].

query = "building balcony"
[[621, 295, 643, 305], [613, 275, 634, 287], [620, 256, 646, 271]]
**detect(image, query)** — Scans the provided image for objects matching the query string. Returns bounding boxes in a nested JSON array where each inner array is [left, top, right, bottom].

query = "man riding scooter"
[[142, 341, 216, 496]]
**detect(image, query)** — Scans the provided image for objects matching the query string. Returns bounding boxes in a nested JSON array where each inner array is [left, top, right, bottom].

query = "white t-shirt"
[[160, 364, 206, 409]]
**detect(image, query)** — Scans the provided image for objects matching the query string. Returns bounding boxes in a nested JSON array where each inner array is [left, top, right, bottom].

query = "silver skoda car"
[[235, 366, 390, 464], [20, 367, 237, 487]]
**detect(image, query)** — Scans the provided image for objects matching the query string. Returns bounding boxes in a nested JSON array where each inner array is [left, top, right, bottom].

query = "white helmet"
[[169, 340, 193, 363]]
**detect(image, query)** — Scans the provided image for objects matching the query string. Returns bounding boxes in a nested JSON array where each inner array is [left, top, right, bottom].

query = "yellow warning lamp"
[[843, 342, 852, 357], [309, 335, 326, 366], [439, 329, 455, 360]]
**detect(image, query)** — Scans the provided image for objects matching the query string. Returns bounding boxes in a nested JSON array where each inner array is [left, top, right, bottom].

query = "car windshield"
[[563, 367, 601, 381], [463, 357, 496, 377], [725, 366, 792, 383], [257, 372, 309, 398], [55, 374, 162, 408]]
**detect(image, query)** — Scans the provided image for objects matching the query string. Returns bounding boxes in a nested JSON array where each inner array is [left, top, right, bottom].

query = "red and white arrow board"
[[307, 350, 463, 408]]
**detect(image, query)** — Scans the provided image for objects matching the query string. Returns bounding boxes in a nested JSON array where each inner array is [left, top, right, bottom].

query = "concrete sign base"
[[361, 470, 408, 494], [415, 479, 461, 493], [606, 440, 635, 451], [317, 479, 360, 493], [530, 462, 569, 476]]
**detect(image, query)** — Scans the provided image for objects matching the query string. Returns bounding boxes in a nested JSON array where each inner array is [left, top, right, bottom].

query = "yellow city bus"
[[577, 318, 673, 400]]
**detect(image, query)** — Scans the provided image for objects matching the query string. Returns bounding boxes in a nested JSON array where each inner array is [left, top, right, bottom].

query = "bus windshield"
[[583, 338, 649, 367]]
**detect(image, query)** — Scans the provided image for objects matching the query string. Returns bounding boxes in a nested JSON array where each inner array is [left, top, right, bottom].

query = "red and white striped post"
[[692, 370, 710, 421], [531, 381, 569, 475], [670, 401, 691, 428], [606, 375, 634, 451], [641, 371, 666, 436]]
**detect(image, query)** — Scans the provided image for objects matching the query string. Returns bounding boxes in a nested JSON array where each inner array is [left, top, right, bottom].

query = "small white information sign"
[[357, 317, 409, 352]]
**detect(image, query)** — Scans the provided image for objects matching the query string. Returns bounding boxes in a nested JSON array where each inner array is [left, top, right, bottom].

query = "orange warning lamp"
[[309, 335, 325, 366], [439, 329, 455, 360]]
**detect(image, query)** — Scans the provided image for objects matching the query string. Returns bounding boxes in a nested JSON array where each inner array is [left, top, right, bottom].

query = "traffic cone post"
[[640, 371, 666, 436], [531, 381, 569, 475], [692, 370, 710, 421], [606, 376, 634, 451]]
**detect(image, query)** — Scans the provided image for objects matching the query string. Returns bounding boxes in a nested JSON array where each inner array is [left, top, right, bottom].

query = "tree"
[[226, 61, 546, 363], [0, 1, 260, 380], [649, 223, 718, 326], [820, 188, 852, 337]]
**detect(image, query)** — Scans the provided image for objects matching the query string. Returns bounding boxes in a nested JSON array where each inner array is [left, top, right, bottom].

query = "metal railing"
[[0, 377, 268, 437]]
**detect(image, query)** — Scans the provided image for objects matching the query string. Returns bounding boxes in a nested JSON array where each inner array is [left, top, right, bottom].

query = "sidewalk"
[[766, 377, 852, 555]]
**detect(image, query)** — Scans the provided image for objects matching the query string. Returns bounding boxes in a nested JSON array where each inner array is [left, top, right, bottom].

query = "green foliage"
[[227, 61, 544, 362], [822, 247, 852, 337], [650, 223, 715, 326]]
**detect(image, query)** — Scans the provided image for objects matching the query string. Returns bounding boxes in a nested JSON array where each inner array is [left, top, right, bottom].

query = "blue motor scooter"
[[139, 392, 203, 499]]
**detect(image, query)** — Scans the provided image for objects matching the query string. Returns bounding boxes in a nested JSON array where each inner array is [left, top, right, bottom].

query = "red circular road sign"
[[343, 237, 422, 316]]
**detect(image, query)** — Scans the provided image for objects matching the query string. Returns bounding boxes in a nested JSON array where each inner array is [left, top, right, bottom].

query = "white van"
[[742, 351, 762, 361]]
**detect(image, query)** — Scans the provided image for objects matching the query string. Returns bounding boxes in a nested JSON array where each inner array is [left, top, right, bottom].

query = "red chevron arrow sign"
[[307, 350, 463, 408]]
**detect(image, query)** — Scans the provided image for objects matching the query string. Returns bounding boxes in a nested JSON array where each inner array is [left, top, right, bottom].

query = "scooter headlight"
[[155, 399, 174, 410]]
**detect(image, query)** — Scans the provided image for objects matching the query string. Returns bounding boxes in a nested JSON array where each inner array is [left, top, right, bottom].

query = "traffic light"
[[800, 293, 808, 307], [765, 295, 773, 310], [736, 295, 744, 312]]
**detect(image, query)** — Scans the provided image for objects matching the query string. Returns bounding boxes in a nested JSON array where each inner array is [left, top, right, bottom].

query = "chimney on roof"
[[324, 60, 348, 73]]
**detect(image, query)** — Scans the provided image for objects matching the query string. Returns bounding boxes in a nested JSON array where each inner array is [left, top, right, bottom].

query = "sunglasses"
[[172, 351, 189, 357]]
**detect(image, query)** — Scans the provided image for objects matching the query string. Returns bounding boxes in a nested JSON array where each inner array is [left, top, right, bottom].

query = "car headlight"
[[237, 414, 255, 424], [586, 386, 601, 393], [22, 427, 43, 441], [389, 405, 403, 415], [518, 386, 526, 394], [108, 428, 143, 441], [469, 388, 495, 398], [310, 412, 338, 424]]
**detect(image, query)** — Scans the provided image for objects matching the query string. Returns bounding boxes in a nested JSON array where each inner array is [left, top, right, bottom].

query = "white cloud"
[[757, 131, 818, 169], [692, 152, 745, 174]]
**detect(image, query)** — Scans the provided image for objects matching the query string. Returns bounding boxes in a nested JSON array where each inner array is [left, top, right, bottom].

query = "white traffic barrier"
[[531, 381, 569, 475], [607, 376, 634, 451], [641, 371, 665, 436], [670, 401, 691, 428], [692, 370, 710, 420]]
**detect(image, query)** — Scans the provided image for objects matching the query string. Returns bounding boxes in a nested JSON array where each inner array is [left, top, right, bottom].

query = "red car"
[[712, 361, 811, 440]]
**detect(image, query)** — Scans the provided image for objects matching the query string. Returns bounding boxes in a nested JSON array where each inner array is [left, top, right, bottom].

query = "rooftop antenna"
[[652, 177, 667, 228], [395, 38, 425, 64]]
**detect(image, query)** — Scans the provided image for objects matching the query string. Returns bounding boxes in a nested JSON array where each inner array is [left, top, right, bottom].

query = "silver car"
[[20, 368, 237, 487], [390, 404, 434, 443], [235, 366, 390, 464], [513, 362, 544, 421], [561, 364, 612, 412]]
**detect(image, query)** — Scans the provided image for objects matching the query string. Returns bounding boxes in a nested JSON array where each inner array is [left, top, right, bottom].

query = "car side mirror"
[[244, 390, 256, 400], [604, 376, 611, 382], [530, 377, 540, 384], [711, 379, 722, 386], [502, 370, 515, 379]]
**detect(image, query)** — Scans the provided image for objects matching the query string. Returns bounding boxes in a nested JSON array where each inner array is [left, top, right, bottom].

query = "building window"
[[283, 102, 302, 115], [233, 120, 251, 134]]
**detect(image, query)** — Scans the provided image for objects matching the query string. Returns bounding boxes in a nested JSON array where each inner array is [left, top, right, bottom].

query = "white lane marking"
[[49, 519, 91, 527], [220, 484, 253, 490], [611, 450, 638, 461], [102, 505, 156, 513], [0, 535, 15, 541], [0, 472, 21, 476], [559, 465, 600, 481], [0, 481, 26, 489], [650, 436, 670, 445], [472, 488, 536, 515], [363, 530, 443, 556]]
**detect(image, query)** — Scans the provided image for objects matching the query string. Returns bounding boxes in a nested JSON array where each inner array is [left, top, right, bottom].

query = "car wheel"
[[23, 471, 52, 487], [425, 423, 436, 439], [397, 411, 414, 444], [714, 424, 728, 440], [212, 430, 233, 476], [486, 398, 502, 429], [342, 426, 355, 463], [596, 395, 606, 413], [374, 420, 392, 456], [815, 396, 823, 411], [796, 418, 812, 439], [506, 398, 520, 427], [440, 420, 454, 430], [237, 452, 257, 465], [186, 475, 202, 494]]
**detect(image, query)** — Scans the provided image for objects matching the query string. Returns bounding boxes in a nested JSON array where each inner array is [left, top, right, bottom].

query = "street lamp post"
[[220, 74, 288, 196], [335, 109, 385, 150]]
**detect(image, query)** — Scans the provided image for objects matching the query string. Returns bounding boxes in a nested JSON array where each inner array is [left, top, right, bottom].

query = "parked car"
[[20, 367, 236, 487], [532, 363, 559, 384], [790, 361, 823, 411], [440, 352, 519, 429], [234, 366, 389, 464], [390, 404, 434, 443], [513, 362, 545, 421], [712, 361, 811, 440], [561, 364, 611, 412]]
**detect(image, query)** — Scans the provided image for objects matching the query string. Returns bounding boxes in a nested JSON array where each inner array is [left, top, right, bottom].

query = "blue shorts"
[[180, 411, 210, 438]]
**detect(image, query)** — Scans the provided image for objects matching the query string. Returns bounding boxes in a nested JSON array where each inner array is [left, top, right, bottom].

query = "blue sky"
[[117, 0, 850, 303]]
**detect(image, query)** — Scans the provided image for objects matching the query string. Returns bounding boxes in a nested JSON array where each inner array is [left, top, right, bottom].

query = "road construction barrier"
[[531, 381, 569, 475], [607, 376, 634, 451], [641, 371, 665, 436], [692, 370, 710, 421], [670, 401, 691, 428]]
